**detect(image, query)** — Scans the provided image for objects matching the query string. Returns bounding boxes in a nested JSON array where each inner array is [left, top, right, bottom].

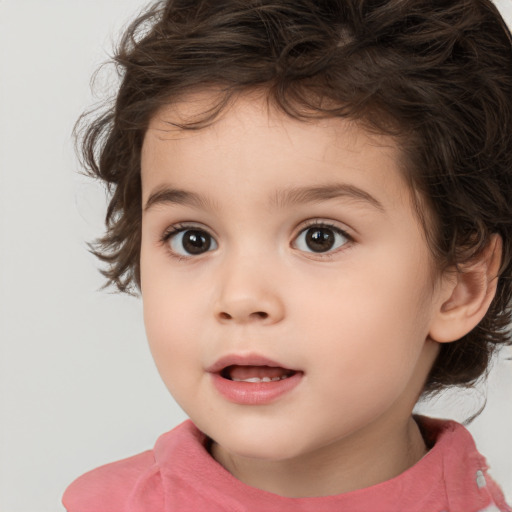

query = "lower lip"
[[210, 372, 303, 405]]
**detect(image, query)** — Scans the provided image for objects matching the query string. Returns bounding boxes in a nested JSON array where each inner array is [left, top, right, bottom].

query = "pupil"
[[306, 228, 335, 252], [183, 230, 211, 254]]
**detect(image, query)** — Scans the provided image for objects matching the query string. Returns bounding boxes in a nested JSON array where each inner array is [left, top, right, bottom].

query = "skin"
[[140, 93, 455, 497]]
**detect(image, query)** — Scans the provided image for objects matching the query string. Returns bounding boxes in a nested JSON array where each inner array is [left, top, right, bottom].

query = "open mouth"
[[209, 356, 303, 404], [220, 365, 297, 383]]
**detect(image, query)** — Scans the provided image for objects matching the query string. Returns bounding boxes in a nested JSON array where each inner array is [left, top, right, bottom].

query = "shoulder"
[[62, 449, 162, 512], [417, 416, 511, 512], [62, 421, 199, 512]]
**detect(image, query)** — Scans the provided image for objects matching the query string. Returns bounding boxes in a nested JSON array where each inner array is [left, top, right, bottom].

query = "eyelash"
[[159, 220, 353, 259], [161, 223, 202, 243]]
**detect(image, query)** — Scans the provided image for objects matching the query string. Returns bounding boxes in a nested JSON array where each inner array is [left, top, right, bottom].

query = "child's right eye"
[[163, 227, 218, 256]]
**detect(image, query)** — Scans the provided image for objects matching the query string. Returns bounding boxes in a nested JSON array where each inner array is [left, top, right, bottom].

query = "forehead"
[[144, 92, 402, 171]]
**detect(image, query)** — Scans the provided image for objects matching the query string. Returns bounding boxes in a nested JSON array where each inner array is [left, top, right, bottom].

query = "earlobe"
[[429, 234, 502, 343]]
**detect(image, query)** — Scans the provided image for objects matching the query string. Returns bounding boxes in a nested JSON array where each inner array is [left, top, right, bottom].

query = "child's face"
[[140, 93, 445, 468]]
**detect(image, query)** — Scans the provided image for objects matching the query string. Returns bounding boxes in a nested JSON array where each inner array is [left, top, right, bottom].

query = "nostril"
[[217, 311, 269, 321]]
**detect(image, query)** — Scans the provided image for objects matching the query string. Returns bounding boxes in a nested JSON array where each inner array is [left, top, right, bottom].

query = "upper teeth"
[[232, 375, 289, 383]]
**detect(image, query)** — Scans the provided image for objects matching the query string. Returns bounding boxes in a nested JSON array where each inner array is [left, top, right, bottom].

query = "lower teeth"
[[232, 375, 290, 383]]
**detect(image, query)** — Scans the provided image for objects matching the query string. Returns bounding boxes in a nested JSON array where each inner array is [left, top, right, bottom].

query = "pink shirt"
[[63, 417, 511, 512]]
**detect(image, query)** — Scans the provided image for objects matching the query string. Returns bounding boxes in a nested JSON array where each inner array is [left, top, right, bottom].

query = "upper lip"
[[206, 353, 299, 374]]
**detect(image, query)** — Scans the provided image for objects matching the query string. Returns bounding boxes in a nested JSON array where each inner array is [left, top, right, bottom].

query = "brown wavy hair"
[[76, 0, 512, 394]]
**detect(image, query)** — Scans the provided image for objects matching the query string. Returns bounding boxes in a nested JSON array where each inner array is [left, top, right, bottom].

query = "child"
[[63, 0, 512, 510]]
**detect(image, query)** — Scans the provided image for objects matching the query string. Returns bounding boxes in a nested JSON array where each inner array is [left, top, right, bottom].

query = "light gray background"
[[0, 1, 511, 511]]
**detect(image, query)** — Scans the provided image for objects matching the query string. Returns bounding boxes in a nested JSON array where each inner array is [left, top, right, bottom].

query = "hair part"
[[76, 0, 512, 394]]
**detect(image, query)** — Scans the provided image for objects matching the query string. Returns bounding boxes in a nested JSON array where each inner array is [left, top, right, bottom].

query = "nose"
[[213, 257, 285, 325]]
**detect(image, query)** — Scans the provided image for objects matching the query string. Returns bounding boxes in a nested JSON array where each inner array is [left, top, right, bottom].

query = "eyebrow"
[[144, 183, 384, 212], [144, 187, 216, 212], [269, 183, 385, 211]]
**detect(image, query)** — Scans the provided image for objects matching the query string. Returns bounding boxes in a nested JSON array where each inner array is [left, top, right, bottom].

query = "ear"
[[429, 234, 502, 343]]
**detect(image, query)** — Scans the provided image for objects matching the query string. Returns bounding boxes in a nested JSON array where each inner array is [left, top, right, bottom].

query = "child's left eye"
[[293, 224, 350, 254]]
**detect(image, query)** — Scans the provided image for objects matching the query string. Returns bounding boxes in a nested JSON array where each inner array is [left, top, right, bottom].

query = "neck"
[[211, 415, 427, 498]]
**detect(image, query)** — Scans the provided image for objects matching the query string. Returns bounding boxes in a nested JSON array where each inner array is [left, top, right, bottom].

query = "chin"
[[207, 421, 313, 462]]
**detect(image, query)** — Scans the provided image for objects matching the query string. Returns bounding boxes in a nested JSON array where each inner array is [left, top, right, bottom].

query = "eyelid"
[[161, 222, 216, 241], [294, 218, 353, 239]]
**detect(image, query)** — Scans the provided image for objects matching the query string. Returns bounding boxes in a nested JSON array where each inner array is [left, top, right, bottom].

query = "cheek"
[[143, 286, 198, 350], [142, 243, 198, 334], [141, 264, 205, 391], [296, 252, 435, 382], [143, 299, 202, 402]]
